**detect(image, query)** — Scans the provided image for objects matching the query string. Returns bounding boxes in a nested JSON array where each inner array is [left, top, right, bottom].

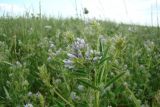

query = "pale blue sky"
[[0, 0, 160, 26]]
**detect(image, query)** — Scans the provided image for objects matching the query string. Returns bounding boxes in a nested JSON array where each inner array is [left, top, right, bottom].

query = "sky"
[[0, 0, 160, 26]]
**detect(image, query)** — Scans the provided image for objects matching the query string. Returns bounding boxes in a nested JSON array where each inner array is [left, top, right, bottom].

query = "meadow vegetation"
[[0, 15, 160, 107]]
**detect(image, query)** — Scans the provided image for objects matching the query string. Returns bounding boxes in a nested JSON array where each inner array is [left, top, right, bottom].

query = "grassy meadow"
[[0, 15, 160, 107]]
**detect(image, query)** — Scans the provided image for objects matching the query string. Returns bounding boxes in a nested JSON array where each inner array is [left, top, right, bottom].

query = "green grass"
[[0, 15, 160, 107]]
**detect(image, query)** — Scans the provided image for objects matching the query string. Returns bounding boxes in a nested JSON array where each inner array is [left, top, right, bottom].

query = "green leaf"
[[126, 87, 141, 107], [99, 38, 103, 52], [102, 47, 109, 58], [98, 56, 110, 66], [1, 61, 13, 66], [103, 72, 126, 93], [38, 64, 51, 87], [3, 86, 11, 100], [78, 79, 100, 91], [71, 71, 88, 77], [98, 65, 106, 83]]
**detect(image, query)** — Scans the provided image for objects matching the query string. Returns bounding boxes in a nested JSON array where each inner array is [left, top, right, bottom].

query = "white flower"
[[85, 49, 101, 62], [123, 82, 128, 87], [63, 59, 73, 65], [70, 91, 77, 100], [16, 61, 22, 68], [22, 80, 29, 86], [77, 85, 84, 91], [36, 91, 41, 98], [18, 40, 22, 45], [55, 48, 62, 55], [144, 40, 155, 52], [93, 56, 101, 62], [55, 79, 62, 84], [67, 53, 77, 59], [9, 73, 13, 77], [48, 49, 52, 53], [47, 56, 52, 62], [110, 72, 114, 76], [24, 103, 33, 107], [63, 59, 74, 69], [64, 64, 74, 69], [50, 43, 55, 48], [124, 65, 128, 69], [28, 92, 32, 97]]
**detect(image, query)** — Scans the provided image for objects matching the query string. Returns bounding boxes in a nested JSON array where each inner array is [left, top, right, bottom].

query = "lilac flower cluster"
[[72, 38, 87, 51], [63, 38, 101, 69]]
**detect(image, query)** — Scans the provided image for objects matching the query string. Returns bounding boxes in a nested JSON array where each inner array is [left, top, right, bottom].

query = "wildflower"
[[140, 65, 145, 70], [22, 80, 29, 86], [110, 72, 114, 76], [50, 43, 55, 48], [126, 70, 130, 76], [128, 27, 132, 31], [77, 85, 84, 91], [124, 65, 128, 69], [70, 91, 76, 100], [6, 81, 10, 85], [70, 91, 81, 100], [16, 61, 22, 68], [63, 59, 73, 65], [67, 53, 77, 59], [72, 38, 87, 51], [114, 59, 119, 65], [93, 56, 102, 62], [48, 49, 52, 53], [9, 73, 13, 77], [64, 38, 102, 69], [55, 48, 62, 55], [123, 82, 128, 87], [144, 40, 155, 52], [18, 40, 22, 46], [24, 103, 33, 107], [55, 79, 62, 84], [63, 59, 74, 69], [47, 56, 52, 62], [85, 49, 101, 61], [28, 92, 32, 97], [36, 91, 41, 98]]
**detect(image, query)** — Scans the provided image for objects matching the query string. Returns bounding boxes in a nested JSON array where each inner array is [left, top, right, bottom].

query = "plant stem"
[[54, 89, 74, 107], [94, 69, 99, 107], [95, 91, 100, 107]]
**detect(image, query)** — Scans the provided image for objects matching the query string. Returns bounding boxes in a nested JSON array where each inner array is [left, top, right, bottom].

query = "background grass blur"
[[0, 14, 160, 106]]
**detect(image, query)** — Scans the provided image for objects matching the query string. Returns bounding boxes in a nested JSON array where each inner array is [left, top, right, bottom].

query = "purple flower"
[[63, 59, 74, 69]]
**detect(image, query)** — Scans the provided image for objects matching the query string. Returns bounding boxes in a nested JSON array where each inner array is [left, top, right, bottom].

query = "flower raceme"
[[63, 38, 102, 69], [72, 38, 87, 51]]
